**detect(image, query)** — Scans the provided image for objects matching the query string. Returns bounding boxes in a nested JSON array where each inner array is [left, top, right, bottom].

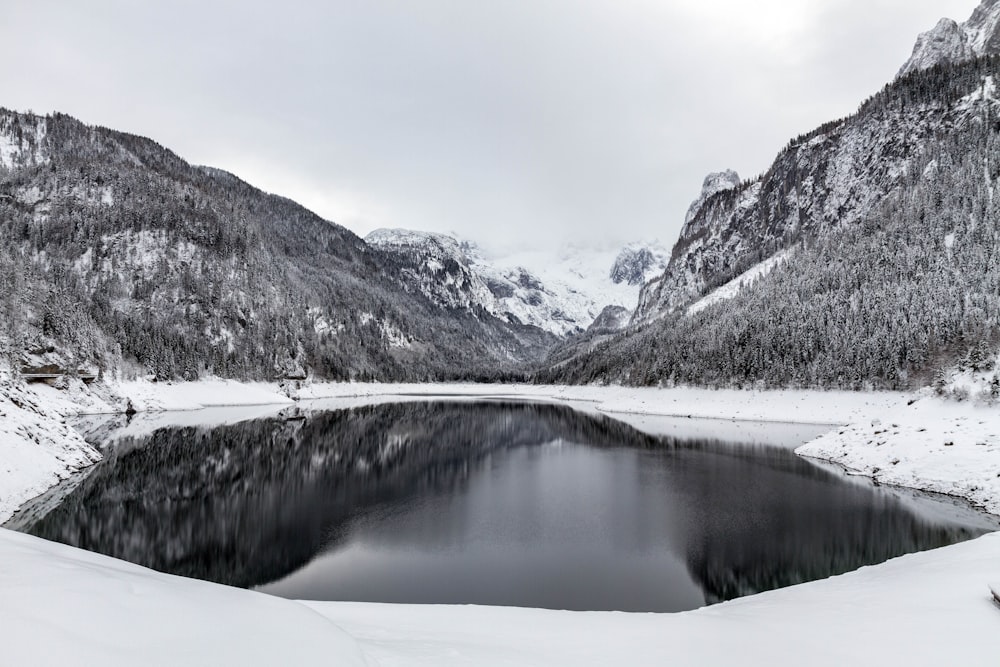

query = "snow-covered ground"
[[0, 373, 101, 523], [798, 394, 1000, 515], [2, 377, 1000, 665], [2, 524, 998, 666], [0, 528, 369, 667]]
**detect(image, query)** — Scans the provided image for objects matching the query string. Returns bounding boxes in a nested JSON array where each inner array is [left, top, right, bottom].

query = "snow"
[[368, 228, 671, 336], [956, 74, 999, 112], [2, 524, 1000, 666], [0, 116, 47, 169], [0, 529, 368, 667], [0, 374, 101, 524], [3, 378, 1000, 664], [686, 249, 793, 316], [798, 395, 1000, 515], [478, 242, 651, 316], [0, 130, 18, 168], [114, 378, 294, 413], [287, 381, 907, 426]]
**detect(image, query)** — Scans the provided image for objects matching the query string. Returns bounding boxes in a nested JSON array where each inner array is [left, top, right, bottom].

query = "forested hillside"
[[0, 111, 554, 382], [540, 57, 1000, 389]]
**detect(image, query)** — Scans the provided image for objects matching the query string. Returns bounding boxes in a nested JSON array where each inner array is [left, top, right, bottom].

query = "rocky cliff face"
[[898, 0, 1000, 77]]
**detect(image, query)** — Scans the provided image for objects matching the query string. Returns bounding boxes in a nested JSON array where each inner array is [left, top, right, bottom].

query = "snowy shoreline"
[[2, 378, 1000, 665]]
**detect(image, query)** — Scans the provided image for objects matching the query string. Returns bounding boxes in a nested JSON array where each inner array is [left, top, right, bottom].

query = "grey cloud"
[[1, 0, 979, 253]]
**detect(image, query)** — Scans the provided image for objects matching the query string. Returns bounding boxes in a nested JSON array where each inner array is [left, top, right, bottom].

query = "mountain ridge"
[[899, 0, 1000, 77], [0, 109, 556, 382]]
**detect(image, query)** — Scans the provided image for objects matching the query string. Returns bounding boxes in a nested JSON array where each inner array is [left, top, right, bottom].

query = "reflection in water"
[[12, 402, 997, 612]]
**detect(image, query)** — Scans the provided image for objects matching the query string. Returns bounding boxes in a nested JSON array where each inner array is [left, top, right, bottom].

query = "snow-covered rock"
[[684, 170, 741, 227], [477, 241, 662, 335], [0, 114, 49, 170], [898, 0, 1000, 78], [366, 228, 499, 313], [609, 242, 670, 286]]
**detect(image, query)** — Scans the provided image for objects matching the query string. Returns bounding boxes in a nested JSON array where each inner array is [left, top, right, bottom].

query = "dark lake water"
[[10, 401, 998, 612]]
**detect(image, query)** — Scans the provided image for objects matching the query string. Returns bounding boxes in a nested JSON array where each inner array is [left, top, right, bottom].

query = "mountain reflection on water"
[[14, 402, 997, 612]]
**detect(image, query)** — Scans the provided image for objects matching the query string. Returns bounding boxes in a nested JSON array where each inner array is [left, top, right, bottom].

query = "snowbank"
[[2, 526, 998, 666], [0, 376, 101, 523], [798, 395, 1000, 515], [0, 529, 367, 667]]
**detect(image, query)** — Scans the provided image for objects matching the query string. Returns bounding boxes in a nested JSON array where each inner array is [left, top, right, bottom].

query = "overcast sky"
[[2, 0, 980, 253]]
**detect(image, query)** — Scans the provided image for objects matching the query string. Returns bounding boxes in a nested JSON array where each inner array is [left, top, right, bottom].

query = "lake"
[[9, 401, 997, 612]]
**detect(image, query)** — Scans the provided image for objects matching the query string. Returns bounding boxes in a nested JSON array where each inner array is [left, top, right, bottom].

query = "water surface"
[[12, 401, 996, 612]]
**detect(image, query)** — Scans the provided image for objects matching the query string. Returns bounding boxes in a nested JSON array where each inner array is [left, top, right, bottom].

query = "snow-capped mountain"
[[367, 229, 668, 338], [543, 10, 1000, 389], [608, 243, 670, 286], [898, 0, 1000, 77], [365, 229, 497, 313]]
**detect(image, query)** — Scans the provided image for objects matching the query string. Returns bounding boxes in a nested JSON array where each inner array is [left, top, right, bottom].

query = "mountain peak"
[[898, 0, 1000, 78], [684, 170, 740, 226], [609, 242, 669, 286]]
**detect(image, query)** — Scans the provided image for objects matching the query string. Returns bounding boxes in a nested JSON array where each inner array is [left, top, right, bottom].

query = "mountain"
[[367, 228, 667, 337], [899, 0, 1000, 77], [540, 46, 1000, 388], [608, 243, 670, 287], [0, 110, 555, 382]]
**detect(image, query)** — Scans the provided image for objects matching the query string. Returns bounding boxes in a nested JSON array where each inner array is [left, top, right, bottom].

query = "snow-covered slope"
[[0, 372, 101, 523], [686, 249, 793, 317], [899, 0, 1000, 77], [367, 229, 667, 337]]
